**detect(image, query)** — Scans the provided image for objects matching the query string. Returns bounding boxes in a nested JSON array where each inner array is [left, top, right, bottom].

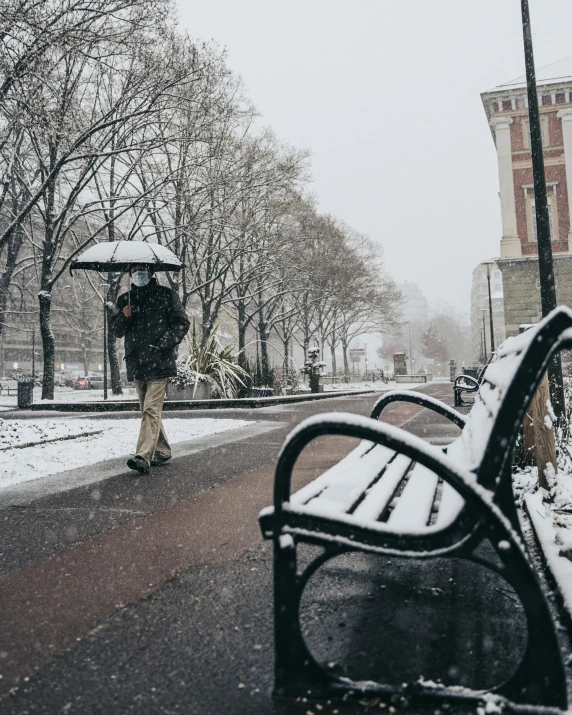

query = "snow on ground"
[[0, 386, 140, 408], [323, 380, 426, 392], [0, 417, 252, 490], [0, 380, 433, 408]]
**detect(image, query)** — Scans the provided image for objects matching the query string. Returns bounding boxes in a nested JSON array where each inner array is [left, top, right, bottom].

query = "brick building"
[[481, 56, 572, 337]]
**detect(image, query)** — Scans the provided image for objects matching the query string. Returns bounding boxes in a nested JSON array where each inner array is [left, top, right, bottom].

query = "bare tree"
[[19, 4, 193, 397]]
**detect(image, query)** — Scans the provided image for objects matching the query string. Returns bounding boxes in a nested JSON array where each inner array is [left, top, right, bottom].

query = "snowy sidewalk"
[[0, 417, 253, 490]]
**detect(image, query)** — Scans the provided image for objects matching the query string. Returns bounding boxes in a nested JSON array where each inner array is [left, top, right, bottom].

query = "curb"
[[22, 388, 379, 413]]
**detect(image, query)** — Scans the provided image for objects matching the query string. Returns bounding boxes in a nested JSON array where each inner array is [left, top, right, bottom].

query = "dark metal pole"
[[521, 0, 565, 418], [481, 310, 487, 360], [103, 301, 108, 400], [32, 329, 35, 379], [486, 269, 495, 353], [408, 323, 413, 374]]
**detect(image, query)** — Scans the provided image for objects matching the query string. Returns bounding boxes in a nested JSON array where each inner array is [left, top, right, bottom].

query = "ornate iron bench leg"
[[273, 536, 328, 698], [490, 544, 567, 708]]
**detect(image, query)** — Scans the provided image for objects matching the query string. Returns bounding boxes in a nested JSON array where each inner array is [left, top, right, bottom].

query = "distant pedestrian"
[[112, 265, 190, 474]]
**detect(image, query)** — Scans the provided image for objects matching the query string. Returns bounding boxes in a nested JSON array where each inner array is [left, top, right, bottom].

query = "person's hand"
[[122, 305, 132, 318]]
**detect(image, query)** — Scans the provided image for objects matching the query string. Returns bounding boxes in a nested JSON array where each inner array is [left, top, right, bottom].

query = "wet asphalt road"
[[0, 383, 568, 714]]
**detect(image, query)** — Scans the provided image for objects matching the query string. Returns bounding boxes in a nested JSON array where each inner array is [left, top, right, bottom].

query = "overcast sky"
[[174, 0, 572, 317]]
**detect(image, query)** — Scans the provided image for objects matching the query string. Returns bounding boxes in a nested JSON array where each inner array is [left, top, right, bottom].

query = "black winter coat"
[[112, 278, 190, 381]]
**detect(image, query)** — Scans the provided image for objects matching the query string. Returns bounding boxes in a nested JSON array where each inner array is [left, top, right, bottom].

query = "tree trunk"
[[329, 329, 337, 374], [0, 215, 25, 345], [82, 343, 89, 376], [303, 336, 309, 362], [39, 291, 55, 400], [342, 338, 349, 375], [40, 172, 57, 401], [283, 334, 290, 375], [106, 280, 123, 395], [236, 303, 250, 397], [259, 317, 270, 386], [236, 302, 247, 365], [202, 303, 214, 338], [107, 312, 122, 395]]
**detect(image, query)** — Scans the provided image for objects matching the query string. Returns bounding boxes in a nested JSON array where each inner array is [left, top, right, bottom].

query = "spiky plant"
[[180, 322, 249, 398]]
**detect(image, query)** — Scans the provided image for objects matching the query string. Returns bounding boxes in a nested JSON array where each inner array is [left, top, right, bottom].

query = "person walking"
[[112, 264, 190, 474]]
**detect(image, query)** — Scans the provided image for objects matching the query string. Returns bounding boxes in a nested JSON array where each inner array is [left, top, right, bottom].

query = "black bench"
[[0, 384, 17, 396], [259, 306, 572, 711], [453, 365, 488, 407]]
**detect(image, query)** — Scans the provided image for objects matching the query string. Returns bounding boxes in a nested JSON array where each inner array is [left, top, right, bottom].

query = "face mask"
[[132, 271, 150, 288]]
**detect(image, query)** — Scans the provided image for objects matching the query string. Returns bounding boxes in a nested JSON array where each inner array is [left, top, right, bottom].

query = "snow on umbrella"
[[70, 241, 183, 273]]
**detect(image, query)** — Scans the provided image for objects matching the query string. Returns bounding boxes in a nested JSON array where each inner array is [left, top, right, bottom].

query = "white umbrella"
[[70, 240, 183, 273]]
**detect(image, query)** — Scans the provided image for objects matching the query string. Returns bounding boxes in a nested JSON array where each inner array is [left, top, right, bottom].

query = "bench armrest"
[[454, 375, 479, 391], [370, 390, 466, 428]]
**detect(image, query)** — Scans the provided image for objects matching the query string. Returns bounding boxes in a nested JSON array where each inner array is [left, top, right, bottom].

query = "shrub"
[[177, 322, 249, 398]]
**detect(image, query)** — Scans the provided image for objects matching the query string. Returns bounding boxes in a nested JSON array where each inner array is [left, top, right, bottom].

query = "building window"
[[530, 197, 554, 241], [523, 117, 549, 148], [525, 184, 558, 242]]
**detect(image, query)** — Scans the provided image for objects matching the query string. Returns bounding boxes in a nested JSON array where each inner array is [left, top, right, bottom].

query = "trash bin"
[[17, 379, 34, 408]]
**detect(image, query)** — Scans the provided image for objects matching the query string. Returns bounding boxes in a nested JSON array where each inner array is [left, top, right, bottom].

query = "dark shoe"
[[151, 455, 172, 467], [127, 456, 150, 474]]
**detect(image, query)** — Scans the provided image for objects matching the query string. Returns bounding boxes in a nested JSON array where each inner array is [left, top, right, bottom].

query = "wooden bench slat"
[[352, 454, 412, 522], [386, 462, 439, 531], [300, 444, 396, 516], [290, 440, 379, 506]]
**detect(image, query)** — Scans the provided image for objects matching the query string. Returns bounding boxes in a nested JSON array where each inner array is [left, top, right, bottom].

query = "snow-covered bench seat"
[[259, 307, 572, 711]]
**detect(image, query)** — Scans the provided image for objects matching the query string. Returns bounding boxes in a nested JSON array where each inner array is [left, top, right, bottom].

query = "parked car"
[[72, 375, 104, 390]]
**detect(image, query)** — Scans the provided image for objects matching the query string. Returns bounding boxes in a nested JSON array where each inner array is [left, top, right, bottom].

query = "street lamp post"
[[482, 261, 496, 354], [103, 299, 108, 400], [481, 308, 488, 361], [520, 0, 565, 418], [32, 328, 35, 378]]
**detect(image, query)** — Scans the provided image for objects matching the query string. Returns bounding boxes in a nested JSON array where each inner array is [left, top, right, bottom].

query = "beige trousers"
[[134, 378, 171, 465]]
